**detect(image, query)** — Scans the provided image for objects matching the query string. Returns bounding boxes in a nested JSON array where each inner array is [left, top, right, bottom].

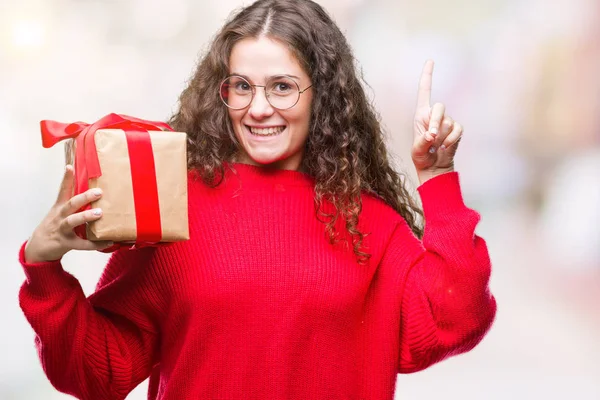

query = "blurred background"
[[1, 0, 599, 398]]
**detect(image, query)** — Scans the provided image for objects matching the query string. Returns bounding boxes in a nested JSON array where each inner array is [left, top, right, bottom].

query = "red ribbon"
[[41, 113, 173, 251]]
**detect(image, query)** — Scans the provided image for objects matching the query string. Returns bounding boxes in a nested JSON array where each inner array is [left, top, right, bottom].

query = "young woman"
[[19, 0, 496, 399]]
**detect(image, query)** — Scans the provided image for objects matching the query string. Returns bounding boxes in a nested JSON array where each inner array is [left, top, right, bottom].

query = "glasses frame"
[[219, 74, 313, 110]]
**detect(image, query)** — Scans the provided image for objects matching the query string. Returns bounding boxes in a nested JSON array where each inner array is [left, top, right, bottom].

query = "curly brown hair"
[[169, 0, 423, 263]]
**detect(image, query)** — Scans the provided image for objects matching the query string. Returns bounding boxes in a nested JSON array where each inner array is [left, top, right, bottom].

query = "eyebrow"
[[230, 73, 301, 81]]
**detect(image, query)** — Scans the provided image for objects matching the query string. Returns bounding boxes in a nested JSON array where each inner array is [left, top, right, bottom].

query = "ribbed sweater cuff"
[[19, 241, 76, 296], [417, 172, 466, 216]]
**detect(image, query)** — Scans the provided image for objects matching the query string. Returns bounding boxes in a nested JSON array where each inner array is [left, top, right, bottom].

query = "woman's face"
[[226, 36, 313, 171]]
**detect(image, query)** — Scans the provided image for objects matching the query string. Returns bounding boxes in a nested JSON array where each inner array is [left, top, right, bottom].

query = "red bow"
[[41, 113, 173, 252]]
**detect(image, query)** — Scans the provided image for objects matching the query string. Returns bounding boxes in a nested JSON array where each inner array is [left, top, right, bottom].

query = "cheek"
[[290, 107, 312, 135], [227, 113, 246, 146], [288, 98, 312, 127], [228, 110, 245, 135], [228, 109, 241, 123]]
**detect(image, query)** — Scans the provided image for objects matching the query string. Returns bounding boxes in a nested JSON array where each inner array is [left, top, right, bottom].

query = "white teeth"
[[249, 126, 285, 136]]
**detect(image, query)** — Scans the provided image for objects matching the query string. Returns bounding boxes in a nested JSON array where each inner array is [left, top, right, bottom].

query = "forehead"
[[229, 36, 307, 80]]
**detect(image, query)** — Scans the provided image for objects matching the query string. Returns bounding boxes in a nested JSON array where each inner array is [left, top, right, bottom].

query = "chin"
[[248, 152, 286, 166]]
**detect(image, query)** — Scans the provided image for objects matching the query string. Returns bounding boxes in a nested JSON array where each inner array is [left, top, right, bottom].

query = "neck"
[[230, 152, 304, 172]]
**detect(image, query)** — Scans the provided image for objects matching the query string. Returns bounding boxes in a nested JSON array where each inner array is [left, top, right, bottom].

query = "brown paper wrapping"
[[65, 129, 189, 243]]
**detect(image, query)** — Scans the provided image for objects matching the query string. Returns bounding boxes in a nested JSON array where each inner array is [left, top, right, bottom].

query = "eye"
[[269, 78, 297, 96], [273, 82, 292, 92], [235, 81, 252, 92]]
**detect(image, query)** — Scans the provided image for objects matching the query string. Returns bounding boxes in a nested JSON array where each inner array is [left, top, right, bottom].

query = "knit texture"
[[19, 163, 496, 400]]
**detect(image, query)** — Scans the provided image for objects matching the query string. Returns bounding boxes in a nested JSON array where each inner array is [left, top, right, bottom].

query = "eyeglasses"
[[219, 75, 312, 110]]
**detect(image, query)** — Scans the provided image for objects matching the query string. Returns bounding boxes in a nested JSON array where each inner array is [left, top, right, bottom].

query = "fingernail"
[[425, 134, 434, 142], [92, 208, 102, 216], [104, 241, 114, 247], [92, 189, 102, 197], [429, 128, 438, 136], [440, 144, 446, 151], [429, 147, 436, 154]]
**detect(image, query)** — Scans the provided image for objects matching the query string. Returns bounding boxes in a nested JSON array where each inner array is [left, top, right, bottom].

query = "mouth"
[[245, 125, 286, 137]]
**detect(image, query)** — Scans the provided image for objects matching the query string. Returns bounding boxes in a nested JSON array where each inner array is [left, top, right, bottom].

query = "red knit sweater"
[[19, 163, 496, 400]]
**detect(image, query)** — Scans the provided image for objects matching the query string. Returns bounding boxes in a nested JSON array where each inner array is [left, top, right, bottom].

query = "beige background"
[[1, 0, 599, 399]]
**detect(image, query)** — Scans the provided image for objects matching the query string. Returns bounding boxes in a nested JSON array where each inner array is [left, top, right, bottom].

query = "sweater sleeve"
[[382, 172, 497, 373], [18, 242, 164, 400]]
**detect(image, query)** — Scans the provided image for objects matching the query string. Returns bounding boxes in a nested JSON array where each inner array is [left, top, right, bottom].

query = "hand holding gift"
[[25, 114, 189, 263], [25, 165, 114, 263]]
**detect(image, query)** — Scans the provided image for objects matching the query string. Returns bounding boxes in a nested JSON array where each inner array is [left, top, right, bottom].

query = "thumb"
[[56, 164, 75, 205]]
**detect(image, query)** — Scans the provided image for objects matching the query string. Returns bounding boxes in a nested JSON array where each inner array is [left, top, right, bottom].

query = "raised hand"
[[412, 60, 464, 184], [24, 165, 113, 263]]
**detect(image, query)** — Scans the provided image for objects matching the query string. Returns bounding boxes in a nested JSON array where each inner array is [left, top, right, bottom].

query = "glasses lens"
[[266, 76, 300, 109], [220, 76, 253, 109]]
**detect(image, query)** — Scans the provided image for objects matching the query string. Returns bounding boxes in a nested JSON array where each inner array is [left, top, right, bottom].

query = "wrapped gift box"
[[43, 114, 189, 248]]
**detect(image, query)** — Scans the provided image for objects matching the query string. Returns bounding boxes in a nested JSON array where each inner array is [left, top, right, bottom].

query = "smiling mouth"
[[246, 125, 286, 136]]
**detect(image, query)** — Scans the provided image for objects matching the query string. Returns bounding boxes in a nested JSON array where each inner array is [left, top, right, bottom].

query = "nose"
[[248, 87, 274, 120]]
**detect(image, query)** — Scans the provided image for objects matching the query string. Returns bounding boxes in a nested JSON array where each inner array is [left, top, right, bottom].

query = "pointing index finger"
[[417, 60, 434, 108]]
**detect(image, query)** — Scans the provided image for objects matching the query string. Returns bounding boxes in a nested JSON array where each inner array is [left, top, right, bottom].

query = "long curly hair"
[[169, 0, 423, 263]]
